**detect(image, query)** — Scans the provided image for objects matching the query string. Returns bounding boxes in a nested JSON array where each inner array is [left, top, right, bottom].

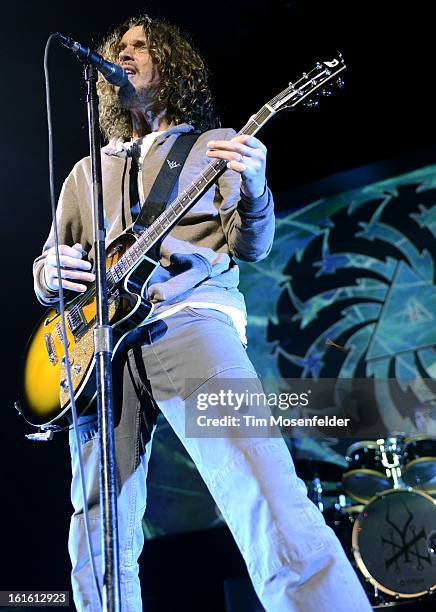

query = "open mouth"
[[122, 65, 136, 76]]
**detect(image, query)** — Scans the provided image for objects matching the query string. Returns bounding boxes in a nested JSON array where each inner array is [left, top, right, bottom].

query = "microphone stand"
[[84, 62, 121, 612]]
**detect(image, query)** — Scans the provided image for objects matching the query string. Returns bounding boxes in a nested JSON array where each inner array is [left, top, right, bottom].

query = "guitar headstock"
[[270, 53, 346, 112]]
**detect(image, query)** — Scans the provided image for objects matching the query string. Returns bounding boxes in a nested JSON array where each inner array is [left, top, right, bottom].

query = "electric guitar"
[[18, 55, 346, 429]]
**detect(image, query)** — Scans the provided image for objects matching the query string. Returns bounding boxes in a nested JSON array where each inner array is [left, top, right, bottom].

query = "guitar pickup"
[[66, 308, 86, 333], [44, 333, 58, 365]]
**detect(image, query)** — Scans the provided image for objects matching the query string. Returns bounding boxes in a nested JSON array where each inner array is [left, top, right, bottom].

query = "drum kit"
[[297, 434, 436, 606]]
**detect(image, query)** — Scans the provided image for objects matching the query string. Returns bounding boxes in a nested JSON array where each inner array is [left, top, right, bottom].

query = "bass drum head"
[[352, 489, 436, 598]]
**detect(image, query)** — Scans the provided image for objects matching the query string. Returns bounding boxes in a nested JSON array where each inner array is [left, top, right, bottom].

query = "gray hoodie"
[[33, 123, 275, 316]]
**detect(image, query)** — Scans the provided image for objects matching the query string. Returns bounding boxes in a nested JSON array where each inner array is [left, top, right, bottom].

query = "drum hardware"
[[322, 496, 365, 576], [342, 439, 395, 504], [377, 436, 404, 490], [308, 476, 324, 512], [322, 493, 355, 521], [296, 459, 346, 513]]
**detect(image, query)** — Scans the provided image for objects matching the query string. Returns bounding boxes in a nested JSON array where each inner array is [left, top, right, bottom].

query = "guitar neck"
[[107, 105, 276, 287], [107, 56, 346, 287]]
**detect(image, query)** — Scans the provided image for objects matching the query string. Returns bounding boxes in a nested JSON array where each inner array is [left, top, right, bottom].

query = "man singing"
[[33, 14, 371, 612]]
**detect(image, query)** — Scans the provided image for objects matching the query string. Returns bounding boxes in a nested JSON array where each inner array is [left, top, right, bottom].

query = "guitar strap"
[[128, 133, 199, 238]]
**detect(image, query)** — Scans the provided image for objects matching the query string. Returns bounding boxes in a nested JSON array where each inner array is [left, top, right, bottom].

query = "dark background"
[[1, 0, 435, 608]]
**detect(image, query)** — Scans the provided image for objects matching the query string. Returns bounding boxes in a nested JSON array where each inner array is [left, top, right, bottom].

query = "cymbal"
[[295, 459, 345, 482]]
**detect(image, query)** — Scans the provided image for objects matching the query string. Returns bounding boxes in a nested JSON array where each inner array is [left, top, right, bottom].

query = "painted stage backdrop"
[[143, 163, 436, 539]]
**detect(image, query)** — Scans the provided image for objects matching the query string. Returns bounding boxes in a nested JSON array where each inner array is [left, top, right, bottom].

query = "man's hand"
[[206, 134, 267, 199], [43, 243, 95, 293]]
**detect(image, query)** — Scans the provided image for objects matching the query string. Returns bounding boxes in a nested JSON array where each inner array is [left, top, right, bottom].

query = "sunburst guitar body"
[[20, 233, 158, 427]]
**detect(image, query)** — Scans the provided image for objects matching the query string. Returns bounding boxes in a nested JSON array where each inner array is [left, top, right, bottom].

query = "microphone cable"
[[44, 33, 103, 610]]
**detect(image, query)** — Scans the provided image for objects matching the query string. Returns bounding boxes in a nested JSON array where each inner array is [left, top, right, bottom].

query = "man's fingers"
[[207, 141, 266, 168], [226, 160, 246, 173], [53, 268, 95, 282], [53, 243, 85, 258], [207, 128, 267, 199], [44, 242, 94, 293], [207, 149, 247, 163], [48, 278, 88, 293], [233, 132, 267, 150], [46, 253, 92, 271], [207, 141, 253, 155], [207, 135, 266, 153]]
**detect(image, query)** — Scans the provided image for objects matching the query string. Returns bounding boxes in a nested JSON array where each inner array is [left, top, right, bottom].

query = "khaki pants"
[[68, 308, 371, 612]]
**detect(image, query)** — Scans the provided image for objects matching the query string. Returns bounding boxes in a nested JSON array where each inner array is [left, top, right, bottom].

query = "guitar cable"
[[44, 34, 103, 609]]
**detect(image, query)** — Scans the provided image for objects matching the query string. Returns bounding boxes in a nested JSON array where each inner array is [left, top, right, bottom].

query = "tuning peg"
[[336, 78, 345, 89]]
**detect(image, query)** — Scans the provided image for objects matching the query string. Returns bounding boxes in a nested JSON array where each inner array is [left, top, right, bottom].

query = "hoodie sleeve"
[[216, 128, 275, 263], [33, 165, 86, 306]]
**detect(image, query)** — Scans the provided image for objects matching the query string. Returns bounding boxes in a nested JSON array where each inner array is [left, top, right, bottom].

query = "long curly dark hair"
[[97, 15, 219, 141]]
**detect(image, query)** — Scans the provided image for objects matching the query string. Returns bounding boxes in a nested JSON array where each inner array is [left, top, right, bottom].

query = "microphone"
[[56, 33, 128, 87]]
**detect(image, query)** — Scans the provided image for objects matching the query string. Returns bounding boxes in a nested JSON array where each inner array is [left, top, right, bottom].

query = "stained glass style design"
[[143, 163, 436, 538]]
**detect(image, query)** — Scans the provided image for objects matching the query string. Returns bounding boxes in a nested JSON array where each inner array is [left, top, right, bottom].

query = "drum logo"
[[381, 503, 432, 575]]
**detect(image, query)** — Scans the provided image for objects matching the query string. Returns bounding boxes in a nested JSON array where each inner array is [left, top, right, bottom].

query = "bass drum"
[[402, 435, 436, 493], [352, 489, 436, 598]]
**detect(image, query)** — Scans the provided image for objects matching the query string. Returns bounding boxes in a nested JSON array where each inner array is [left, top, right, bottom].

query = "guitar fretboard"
[[107, 107, 274, 287]]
